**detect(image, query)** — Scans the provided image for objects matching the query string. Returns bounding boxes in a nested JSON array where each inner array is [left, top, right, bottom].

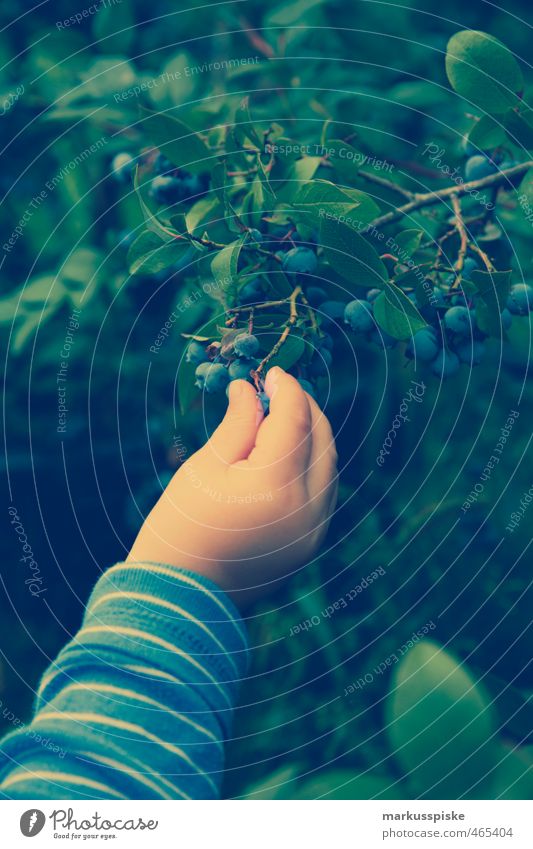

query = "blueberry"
[[507, 284, 533, 316], [344, 299, 374, 333], [462, 257, 479, 279], [501, 308, 513, 330], [366, 288, 381, 303], [180, 173, 204, 198], [465, 155, 497, 182], [282, 247, 318, 275], [111, 152, 134, 182], [298, 378, 316, 397], [309, 348, 333, 377], [195, 362, 229, 393], [228, 358, 257, 380], [150, 175, 183, 204], [247, 228, 263, 243], [455, 340, 486, 365], [154, 153, 174, 175], [238, 277, 264, 305], [186, 340, 208, 365], [306, 286, 327, 306], [321, 300, 345, 318], [406, 327, 439, 362], [233, 332, 260, 358], [431, 348, 460, 378], [443, 306, 474, 336]]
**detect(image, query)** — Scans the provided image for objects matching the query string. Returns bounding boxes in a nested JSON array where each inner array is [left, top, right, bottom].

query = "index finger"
[[246, 367, 313, 480]]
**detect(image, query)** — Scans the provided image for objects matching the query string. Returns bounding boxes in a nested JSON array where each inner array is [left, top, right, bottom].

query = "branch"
[[367, 161, 533, 231], [254, 286, 301, 377], [451, 194, 468, 285], [357, 169, 415, 200]]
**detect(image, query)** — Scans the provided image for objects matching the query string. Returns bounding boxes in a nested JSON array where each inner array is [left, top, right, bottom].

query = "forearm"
[[0, 562, 248, 800]]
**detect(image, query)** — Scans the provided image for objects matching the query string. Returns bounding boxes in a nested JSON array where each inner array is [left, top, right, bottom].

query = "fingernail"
[[265, 366, 282, 398]]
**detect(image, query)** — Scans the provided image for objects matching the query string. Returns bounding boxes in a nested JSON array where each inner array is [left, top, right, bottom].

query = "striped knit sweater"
[[0, 562, 249, 800]]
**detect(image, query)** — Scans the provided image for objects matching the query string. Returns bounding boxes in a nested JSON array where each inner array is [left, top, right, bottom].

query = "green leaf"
[[320, 215, 388, 289], [445, 30, 523, 115], [470, 269, 512, 336], [210, 236, 247, 298], [295, 771, 405, 800], [133, 166, 174, 242], [177, 357, 198, 416], [518, 168, 533, 205], [233, 96, 261, 148], [261, 331, 305, 371], [186, 197, 220, 235], [139, 107, 210, 174], [293, 179, 380, 228], [393, 229, 424, 259], [467, 114, 507, 151], [505, 107, 533, 151], [127, 230, 189, 275], [373, 284, 427, 340], [386, 640, 498, 798]]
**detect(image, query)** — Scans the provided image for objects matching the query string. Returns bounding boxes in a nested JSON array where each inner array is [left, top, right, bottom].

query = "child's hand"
[[128, 367, 338, 607]]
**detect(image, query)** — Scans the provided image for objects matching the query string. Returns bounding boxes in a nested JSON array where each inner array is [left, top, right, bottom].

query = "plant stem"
[[367, 161, 533, 230], [357, 169, 415, 200], [254, 286, 302, 377]]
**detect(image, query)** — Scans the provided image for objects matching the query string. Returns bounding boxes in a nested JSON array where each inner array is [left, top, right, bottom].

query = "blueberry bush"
[[1, 0, 532, 801]]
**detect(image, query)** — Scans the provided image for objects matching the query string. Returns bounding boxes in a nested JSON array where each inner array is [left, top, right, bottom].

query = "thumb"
[[203, 379, 264, 464]]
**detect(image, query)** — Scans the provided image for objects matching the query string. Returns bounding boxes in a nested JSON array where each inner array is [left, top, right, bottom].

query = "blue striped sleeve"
[[0, 562, 249, 800]]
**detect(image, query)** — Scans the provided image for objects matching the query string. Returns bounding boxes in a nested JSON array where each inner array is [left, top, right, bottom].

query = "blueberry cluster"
[[189, 333, 261, 396], [150, 153, 209, 205], [111, 150, 209, 205], [306, 268, 533, 379]]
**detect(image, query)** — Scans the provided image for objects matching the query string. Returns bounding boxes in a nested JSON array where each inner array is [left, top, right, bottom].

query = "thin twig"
[[367, 161, 533, 231], [254, 286, 301, 376]]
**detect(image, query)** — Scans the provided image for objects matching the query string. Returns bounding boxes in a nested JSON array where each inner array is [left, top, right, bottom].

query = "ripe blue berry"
[[180, 173, 203, 198], [321, 300, 345, 324], [443, 305, 473, 336], [233, 332, 260, 358], [366, 288, 381, 302], [238, 277, 264, 305], [507, 284, 533, 316], [455, 340, 486, 365], [306, 286, 327, 306], [150, 175, 183, 204], [228, 358, 257, 380], [406, 328, 439, 362], [186, 340, 208, 365], [154, 153, 174, 175], [195, 362, 229, 393], [282, 247, 318, 275], [431, 349, 460, 378], [344, 299, 374, 333], [111, 152, 134, 182], [462, 257, 479, 279], [465, 155, 497, 182], [247, 229, 263, 243]]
